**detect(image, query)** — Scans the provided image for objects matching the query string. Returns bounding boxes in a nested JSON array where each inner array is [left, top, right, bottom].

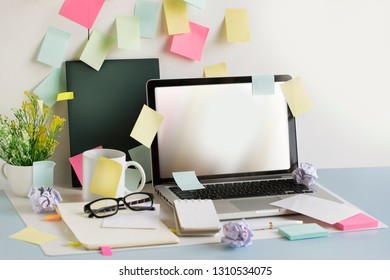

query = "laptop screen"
[[147, 75, 298, 183]]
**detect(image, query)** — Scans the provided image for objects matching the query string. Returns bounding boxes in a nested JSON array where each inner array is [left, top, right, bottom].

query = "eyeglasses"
[[83, 192, 155, 218]]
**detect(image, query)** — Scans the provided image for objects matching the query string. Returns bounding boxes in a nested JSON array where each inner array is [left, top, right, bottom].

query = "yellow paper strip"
[[57, 92, 74, 101]]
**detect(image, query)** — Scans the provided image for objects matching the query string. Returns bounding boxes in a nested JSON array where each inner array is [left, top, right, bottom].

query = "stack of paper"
[[173, 199, 221, 236]]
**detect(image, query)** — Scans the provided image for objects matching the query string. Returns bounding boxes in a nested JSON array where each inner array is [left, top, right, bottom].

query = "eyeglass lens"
[[89, 198, 118, 218], [124, 193, 153, 210]]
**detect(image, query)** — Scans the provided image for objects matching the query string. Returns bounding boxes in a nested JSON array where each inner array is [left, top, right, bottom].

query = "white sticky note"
[[172, 171, 204, 190]]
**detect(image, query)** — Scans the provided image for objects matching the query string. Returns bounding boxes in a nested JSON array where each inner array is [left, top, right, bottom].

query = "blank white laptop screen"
[[154, 81, 291, 179]]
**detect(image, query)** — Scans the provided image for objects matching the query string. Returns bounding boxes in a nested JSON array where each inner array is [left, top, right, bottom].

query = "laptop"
[[146, 75, 342, 220]]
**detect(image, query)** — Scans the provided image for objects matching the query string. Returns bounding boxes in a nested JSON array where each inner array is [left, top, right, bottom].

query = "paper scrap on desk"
[[172, 171, 205, 190], [163, 0, 190, 35], [135, 0, 160, 39], [68, 146, 103, 186], [184, 0, 206, 9], [80, 30, 114, 71], [102, 204, 160, 229], [59, 0, 105, 29], [116, 16, 141, 50], [37, 26, 71, 68], [252, 74, 275, 95], [89, 157, 122, 197], [270, 194, 360, 224], [169, 21, 209, 61], [33, 68, 66, 107], [225, 9, 250, 42], [33, 160, 56, 188], [280, 77, 313, 117], [204, 62, 228, 77], [130, 105, 164, 148], [129, 145, 151, 182], [57, 91, 74, 101], [10, 226, 58, 245]]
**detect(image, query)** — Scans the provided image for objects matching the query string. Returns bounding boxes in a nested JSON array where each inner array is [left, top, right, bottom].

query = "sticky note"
[[135, 0, 160, 39], [225, 9, 250, 42], [252, 74, 275, 95], [184, 0, 206, 9], [204, 62, 228, 77], [172, 171, 205, 190], [33, 68, 67, 107], [37, 26, 71, 68], [334, 213, 379, 231], [57, 91, 74, 101], [33, 160, 56, 188], [278, 223, 328, 240], [10, 226, 58, 245], [80, 30, 114, 71], [68, 146, 103, 185], [163, 0, 190, 35], [100, 246, 112, 256], [89, 157, 122, 197], [130, 105, 164, 148], [129, 145, 151, 182], [44, 214, 62, 221], [280, 77, 313, 117], [116, 16, 141, 50], [59, 0, 105, 29], [169, 21, 209, 61]]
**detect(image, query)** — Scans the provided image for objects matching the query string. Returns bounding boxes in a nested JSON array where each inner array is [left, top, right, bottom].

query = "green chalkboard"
[[66, 59, 160, 187]]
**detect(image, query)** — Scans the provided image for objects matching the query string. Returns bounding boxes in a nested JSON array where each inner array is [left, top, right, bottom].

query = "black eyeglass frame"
[[83, 192, 155, 218]]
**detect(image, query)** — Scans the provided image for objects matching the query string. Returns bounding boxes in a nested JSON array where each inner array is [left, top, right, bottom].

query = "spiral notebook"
[[173, 200, 221, 236]]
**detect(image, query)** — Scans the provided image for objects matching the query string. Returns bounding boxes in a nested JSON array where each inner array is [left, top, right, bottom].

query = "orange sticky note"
[[44, 214, 62, 221]]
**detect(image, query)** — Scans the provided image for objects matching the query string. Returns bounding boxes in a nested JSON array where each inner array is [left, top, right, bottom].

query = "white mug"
[[2, 163, 33, 197], [82, 149, 146, 201]]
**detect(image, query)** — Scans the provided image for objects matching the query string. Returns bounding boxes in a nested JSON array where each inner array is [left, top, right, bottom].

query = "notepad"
[[333, 213, 379, 231], [173, 199, 221, 236], [278, 223, 328, 241]]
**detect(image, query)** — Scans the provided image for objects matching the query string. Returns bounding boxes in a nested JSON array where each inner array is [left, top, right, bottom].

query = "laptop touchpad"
[[231, 197, 281, 211]]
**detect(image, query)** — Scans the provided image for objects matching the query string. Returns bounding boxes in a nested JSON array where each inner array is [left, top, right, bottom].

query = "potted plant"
[[0, 91, 65, 196]]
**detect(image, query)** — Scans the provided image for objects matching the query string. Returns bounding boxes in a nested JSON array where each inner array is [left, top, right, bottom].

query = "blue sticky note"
[[252, 73, 274, 95], [37, 26, 71, 68], [33, 161, 56, 188], [33, 69, 67, 107], [172, 171, 205, 190], [135, 0, 160, 39], [184, 0, 206, 9], [278, 223, 328, 240]]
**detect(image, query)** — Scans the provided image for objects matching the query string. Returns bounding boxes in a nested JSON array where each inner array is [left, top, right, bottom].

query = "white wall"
[[1, 0, 390, 187]]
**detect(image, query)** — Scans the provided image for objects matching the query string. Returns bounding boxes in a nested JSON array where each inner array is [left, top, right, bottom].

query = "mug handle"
[[1, 162, 8, 179], [123, 161, 146, 193]]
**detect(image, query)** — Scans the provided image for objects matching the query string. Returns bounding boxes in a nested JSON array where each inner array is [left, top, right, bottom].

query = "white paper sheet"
[[270, 194, 361, 224]]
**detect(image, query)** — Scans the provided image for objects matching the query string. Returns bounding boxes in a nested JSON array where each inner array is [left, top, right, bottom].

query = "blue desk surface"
[[1, 167, 389, 260]]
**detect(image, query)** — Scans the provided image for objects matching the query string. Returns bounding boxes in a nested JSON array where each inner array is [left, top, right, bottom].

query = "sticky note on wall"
[[80, 30, 114, 71], [163, 0, 190, 35], [204, 62, 228, 77], [280, 77, 313, 117], [59, 0, 105, 29], [116, 16, 141, 50], [135, 0, 160, 39], [225, 9, 250, 42]]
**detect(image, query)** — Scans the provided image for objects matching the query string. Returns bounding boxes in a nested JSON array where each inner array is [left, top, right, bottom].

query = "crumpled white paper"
[[292, 162, 318, 187], [221, 219, 253, 248], [28, 186, 62, 214]]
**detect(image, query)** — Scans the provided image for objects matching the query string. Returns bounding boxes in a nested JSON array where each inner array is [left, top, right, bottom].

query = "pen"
[[250, 220, 303, 230]]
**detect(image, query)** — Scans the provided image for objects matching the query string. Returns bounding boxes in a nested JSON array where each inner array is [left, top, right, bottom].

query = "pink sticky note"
[[68, 146, 102, 186], [333, 213, 379, 231], [169, 21, 209, 61], [100, 246, 112, 256], [59, 0, 105, 29]]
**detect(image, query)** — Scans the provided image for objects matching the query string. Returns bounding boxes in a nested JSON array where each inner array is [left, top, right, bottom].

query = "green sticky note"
[[116, 16, 141, 50], [278, 223, 328, 240], [80, 30, 114, 71]]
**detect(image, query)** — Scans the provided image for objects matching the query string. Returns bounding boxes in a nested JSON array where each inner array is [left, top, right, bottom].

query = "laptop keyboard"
[[170, 178, 313, 200]]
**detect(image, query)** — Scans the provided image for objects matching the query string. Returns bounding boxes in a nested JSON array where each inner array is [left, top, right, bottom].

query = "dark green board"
[[66, 59, 160, 187]]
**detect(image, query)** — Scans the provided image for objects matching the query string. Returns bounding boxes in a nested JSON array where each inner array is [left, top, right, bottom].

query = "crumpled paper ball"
[[28, 186, 62, 214], [292, 162, 318, 187], [221, 219, 253, 248]]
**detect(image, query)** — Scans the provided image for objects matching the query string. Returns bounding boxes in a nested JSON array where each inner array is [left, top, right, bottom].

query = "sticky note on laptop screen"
[[333, 213, 379, 231], [278, 223, 328, 240]]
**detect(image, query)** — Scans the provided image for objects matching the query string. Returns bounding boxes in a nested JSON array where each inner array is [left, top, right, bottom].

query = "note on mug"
[[89, 157, 122, 198]]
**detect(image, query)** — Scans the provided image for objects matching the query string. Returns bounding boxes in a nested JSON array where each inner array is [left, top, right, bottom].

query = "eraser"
[[334, 213, 379, 231], [278, 223, 328, 240]]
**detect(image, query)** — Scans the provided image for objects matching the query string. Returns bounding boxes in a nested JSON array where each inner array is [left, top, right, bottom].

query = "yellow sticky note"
[[130, 105, 164, 148], [225, 9, 250, 42], [280, 77, 313, 117], [57, 91, 74, 101], [163, 0, 190, 35], [89, 157, 122, 197], [204, 62, 228, 77], [10, 226, 58, 245]]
